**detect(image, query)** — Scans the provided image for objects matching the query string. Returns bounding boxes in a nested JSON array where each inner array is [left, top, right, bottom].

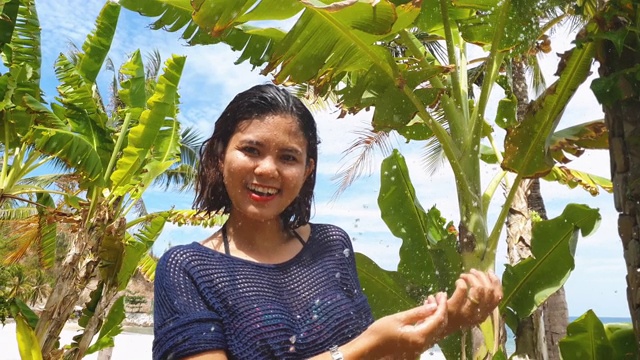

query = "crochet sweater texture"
[[153, 223, 374, 360]]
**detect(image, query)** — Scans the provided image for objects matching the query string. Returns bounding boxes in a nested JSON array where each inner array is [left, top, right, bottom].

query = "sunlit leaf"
[[543, 166, 612, 196], [355, 253, 414, 319], [377, 149, 463, 358], [118, 50, 146, 110], [14, 313, 42, 360], [502, 42, 596, 177], [549, 120, 608, 163], [501, 204, 600, 327], [119, 213, 168, 290], [604, 322, 639, 360], [76, 2, 120, 83], [86, 296, 125, 354], [110, 54, 186, 195], [559, 310, 613, 360]]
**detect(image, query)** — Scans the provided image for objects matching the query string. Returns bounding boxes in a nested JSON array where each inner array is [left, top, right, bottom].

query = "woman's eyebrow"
[[278, 147, 303, 155]]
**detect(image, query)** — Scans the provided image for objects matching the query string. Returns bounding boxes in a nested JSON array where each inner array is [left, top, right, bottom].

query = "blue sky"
[[37, 1, 626, 318]]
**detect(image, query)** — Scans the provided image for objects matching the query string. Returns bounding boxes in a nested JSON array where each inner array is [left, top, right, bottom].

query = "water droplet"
[[289, 345, 296, 352], [290, 335, 297, 344], [343, 248, 350, 257], [210, 326, 216, 332], [335, 272, 341, 279]]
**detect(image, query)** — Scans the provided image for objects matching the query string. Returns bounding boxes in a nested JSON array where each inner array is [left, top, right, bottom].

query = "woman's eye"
[[241, 146, 259, 155], [281, 154, 298, 163]]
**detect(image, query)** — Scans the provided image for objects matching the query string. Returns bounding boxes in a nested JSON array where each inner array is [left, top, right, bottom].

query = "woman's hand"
[[358, 292, 449, 359], [446, 269, 503, 331]]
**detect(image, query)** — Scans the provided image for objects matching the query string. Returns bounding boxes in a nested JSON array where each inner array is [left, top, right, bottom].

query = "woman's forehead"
[[234, 115, 305, 137]]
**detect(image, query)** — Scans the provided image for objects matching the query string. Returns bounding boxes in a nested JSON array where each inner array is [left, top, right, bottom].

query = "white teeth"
[[248, 184, 279, 195]]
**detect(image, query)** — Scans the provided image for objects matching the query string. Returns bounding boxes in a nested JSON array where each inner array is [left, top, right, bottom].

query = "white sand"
[[0, 322, 153, 360], [1, 322, 444, 359]]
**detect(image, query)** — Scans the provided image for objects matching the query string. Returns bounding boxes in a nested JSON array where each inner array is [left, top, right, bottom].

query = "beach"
[[0, 322, 153, 360], [0, 321, 445, 359]]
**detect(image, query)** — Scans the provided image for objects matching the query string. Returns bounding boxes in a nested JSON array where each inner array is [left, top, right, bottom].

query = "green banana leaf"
[[110, 54, 186, 195], [549, 120, 608, 163], [378, 149, 462, 292], [453, 0, 542, 51], [23, 115, 104, 186], [118, 50, 147, 110], [372, 149, 463, 359], [501, 204, 600, 330], [118, 213, 168, 290], [35, 193, 56, 269], [543, 166, 612, 196], [14, 313, 42, 360], [558, 310, 614, 360], [76, 2, 120, 84], [7, 0, 41, 100], [502, 42, 596, 177], [86, 296, 126, 354], [0, 0, 20, 49], [355, 253, 414, 319], [137, 252, 158, 282], [605, 322, 639, 360]]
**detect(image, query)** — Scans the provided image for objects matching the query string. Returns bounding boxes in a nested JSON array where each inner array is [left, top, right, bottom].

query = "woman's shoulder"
[[156, 242, 217, 276], [309, 223, 353, 248], [311, 222, 349, 238]]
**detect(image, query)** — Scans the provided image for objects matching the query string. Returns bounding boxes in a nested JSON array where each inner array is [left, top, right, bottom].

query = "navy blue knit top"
[[152, 223, 374, 360]]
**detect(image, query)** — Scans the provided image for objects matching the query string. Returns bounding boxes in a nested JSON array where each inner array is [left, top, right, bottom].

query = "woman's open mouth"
[[247, 184, 280, 201]]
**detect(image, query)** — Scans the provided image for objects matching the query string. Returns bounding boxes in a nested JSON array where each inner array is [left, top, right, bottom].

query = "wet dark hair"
[[194, 84, 320, 229]]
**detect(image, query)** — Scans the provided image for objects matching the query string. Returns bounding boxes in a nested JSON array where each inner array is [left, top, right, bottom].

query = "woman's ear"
[[305, 159, 315, 179]]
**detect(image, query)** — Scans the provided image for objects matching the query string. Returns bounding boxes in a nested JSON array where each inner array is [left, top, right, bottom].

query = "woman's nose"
[[254, 157, 278, 177]]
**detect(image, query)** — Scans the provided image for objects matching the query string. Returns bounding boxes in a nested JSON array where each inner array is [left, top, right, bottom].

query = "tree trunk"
[[36, 204, 113, 359], [506, 58, 548, 360], [595, 1, 640, 343], [35, 230, 99, 359], [507, 57, 569, 359]]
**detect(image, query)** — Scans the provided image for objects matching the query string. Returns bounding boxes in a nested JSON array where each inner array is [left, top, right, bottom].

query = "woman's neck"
[[224, 212, 289, 252]]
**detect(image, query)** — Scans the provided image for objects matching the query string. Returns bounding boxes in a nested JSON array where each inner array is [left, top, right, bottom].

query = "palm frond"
[[421, 108, 449, 175], [9, 0, 41, 100], [19, 173, 80, 190], [145, 49, 162, 81], [3, 216, 39, 265], [331, 128, 393, 200], [289, 84, 339, 113], [151, 125, 202, 191], [528, 55, 547, 96], [0, 207, 38, 220]]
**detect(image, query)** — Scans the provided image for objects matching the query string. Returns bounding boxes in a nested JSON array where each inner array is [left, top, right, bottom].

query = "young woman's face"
[[221, 114, 314, 223]]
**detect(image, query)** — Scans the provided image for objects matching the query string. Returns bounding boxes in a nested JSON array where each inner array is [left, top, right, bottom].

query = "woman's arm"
[[308, 292, 449, 360], [178, 270, 501, 360]]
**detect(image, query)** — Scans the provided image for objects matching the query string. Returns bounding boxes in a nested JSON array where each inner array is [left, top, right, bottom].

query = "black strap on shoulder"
[[221, 225, 231, 255], [291, 228, 306, 246]]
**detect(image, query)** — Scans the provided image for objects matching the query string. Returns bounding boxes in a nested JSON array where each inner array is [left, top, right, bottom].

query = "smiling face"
[[221, 114, 315, 224]]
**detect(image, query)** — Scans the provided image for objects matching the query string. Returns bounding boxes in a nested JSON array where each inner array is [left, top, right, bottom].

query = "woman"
[[153, 84, 502, 360]]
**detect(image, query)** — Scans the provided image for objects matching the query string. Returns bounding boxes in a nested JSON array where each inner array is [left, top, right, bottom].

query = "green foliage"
[[501, 204, 600, 331], [502, 43, 596, 177], [14, 312, 42, 360], [559, 310, 620, 360], [86, 296, 126, 354]]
